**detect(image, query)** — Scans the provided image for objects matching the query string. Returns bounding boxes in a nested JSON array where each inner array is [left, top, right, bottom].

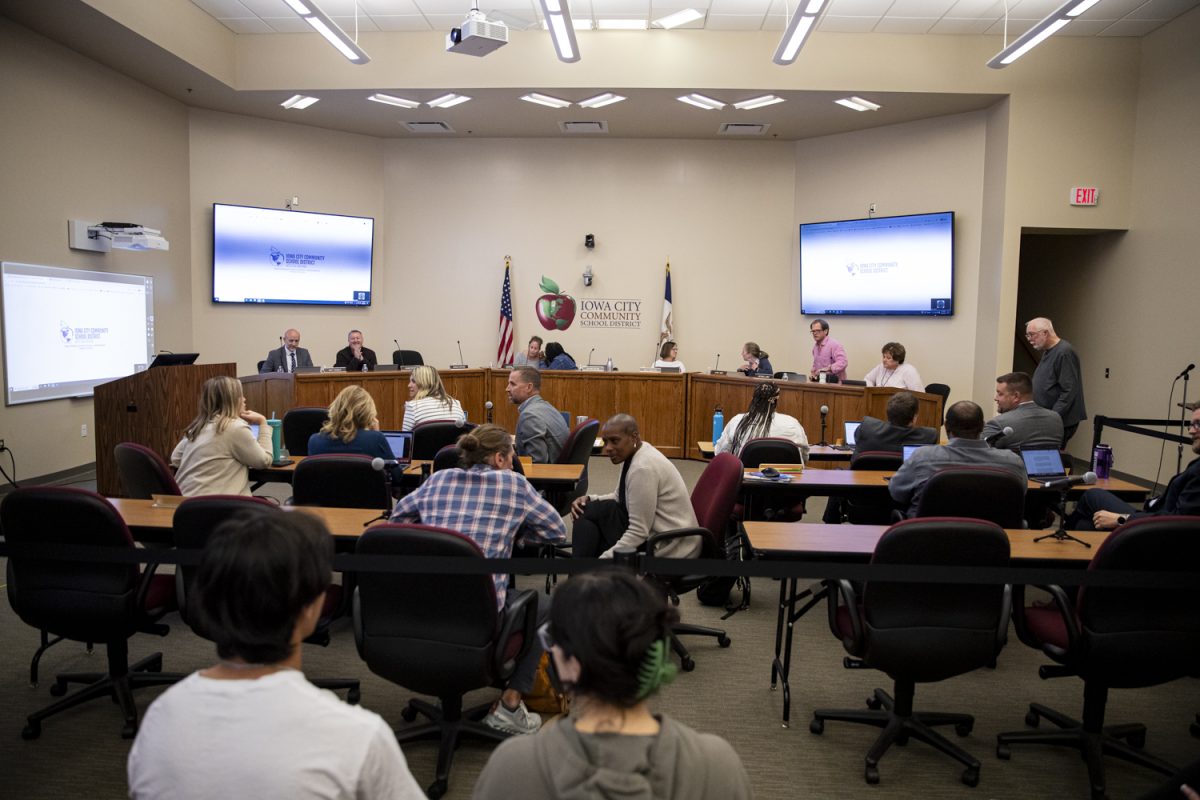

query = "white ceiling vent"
[[559, 121, 609, 134], [403, 121, 455, 134], [719, 123, 770, 136]]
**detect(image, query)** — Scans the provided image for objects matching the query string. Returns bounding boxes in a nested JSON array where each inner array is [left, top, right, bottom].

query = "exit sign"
[[1070, 186, 1100, 206]]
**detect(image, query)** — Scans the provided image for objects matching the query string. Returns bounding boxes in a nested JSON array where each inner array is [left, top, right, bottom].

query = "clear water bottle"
[[712, 405, 724, 443], [606, 356, 613, 372]]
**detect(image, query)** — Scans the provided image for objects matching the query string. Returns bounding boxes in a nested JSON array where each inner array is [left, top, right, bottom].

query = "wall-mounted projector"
[[68, 219, 170, 252], [446, 10, 508, 56]]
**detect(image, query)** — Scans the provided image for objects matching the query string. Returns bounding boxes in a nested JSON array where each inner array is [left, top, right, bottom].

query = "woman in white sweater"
[[401, 365, 465, 431], [714, 382, 810, 460], [171, 376, 273, 496], [863, 341, 925, 391]]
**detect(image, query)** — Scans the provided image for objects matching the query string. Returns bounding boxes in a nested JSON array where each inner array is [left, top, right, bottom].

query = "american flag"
[[496, 259, 515, 366]]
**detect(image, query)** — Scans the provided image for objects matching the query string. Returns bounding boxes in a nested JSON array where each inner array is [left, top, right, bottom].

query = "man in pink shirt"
[[809, 319, 848, 382]]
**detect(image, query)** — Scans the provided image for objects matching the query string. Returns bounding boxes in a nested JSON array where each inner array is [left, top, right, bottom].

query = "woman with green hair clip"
[[472, 569, 752, 799]]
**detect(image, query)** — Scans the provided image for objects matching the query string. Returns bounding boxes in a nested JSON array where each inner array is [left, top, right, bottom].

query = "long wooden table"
[[249, 456, 582, 490], [740, 468, 1149, 499], [111, 497, 384, 538]]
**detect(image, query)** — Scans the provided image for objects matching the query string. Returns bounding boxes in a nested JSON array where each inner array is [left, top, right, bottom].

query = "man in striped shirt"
[[389, 423, 566, 736]]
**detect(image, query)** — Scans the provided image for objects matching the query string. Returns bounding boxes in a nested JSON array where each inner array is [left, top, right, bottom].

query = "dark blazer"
[[260, 346, 313, 373], [982, 401, 1064, 451], [334, 346, 378, 372], [853, 415, 939, 455]]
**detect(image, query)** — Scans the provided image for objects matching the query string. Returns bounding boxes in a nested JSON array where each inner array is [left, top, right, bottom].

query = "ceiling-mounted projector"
[[447, 9, 508, 56]]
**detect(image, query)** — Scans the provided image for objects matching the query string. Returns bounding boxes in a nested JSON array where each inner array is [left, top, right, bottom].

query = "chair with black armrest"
[[2, 487, 183, 740], [894, 465, 1027, 528], [843, 450, 904, 524], [810, 517, 1012, 788], [645, 453, 742, 671], [925, 383, 951, 403], [996, 516, 1200, 800], [172, 495, 360, 700], [114, 441, 182, 499], [549, 417, 599, 512], [292, 453, 390, 510], [738, 437, 806, 522], [353, 523, 538, 799], [412, 420, 476, 461], [257, 359, 266, 372], [281, 406, 329, 456], [772, 371, 807, 382], [392, 349, 424, 367], [432, 444, 462, 473]]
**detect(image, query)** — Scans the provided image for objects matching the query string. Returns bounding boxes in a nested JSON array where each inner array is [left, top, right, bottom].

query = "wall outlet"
[[81, 423, 88, 437]]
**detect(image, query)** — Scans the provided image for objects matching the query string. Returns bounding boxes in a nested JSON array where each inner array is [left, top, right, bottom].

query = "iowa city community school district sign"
[[536, 276, 644, 331]]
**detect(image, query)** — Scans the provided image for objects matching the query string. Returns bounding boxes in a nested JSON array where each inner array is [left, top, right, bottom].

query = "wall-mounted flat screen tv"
[[212, 203, 374, 306], [799, 211, 954, 316]]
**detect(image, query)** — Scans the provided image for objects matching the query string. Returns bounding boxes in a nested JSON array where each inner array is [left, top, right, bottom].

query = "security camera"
[[585, 233, 595, 249], [583, 265, 594, 287]]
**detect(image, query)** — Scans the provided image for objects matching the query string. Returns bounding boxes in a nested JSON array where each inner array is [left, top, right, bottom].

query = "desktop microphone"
[[1042, 471, 1098, 490], [394, 339, 405, 369], [587, 348, 596, 366], [984, 426, 1014, 446], [1176, 363, 1195, 380], [370, 457, 401, 471], [709, 354, 727, 375], [450, 339, 468, 369], [485, 400, 494, 424], [818, 405, 829, 447]]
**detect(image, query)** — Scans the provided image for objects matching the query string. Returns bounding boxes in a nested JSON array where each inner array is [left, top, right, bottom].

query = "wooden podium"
[[94, 363, 236, 496]]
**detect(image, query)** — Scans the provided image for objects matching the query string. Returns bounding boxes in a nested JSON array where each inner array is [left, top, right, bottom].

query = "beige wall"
[[0, 18, 191, 481]]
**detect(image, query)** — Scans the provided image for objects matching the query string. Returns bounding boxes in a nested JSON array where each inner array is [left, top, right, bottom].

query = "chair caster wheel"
[[1024, 710, 1040, 728], [121, 721, 137, 739], [346, 688, 361, 705], [962, 767, 980, 787], [864, 764, 880, 784], [680, 656, 696, 672], [426, 779, 448, 799], [49, 682, 68, 697], [400, 706, 418, 723], [956, 721, 974, 737], [1126, 732, 1145, 749], [810, 718, 824, 735], [21, 721, 41, 740], [996, 743, 1011, 760], [866, 694, 883, 710], [896, 732, 910, 747], [717, 635, 732, 648]]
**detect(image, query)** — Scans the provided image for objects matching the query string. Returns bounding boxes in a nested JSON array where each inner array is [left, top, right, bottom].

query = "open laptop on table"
[[379, 431, 414, 465], [1020, 448, 1068, 479]]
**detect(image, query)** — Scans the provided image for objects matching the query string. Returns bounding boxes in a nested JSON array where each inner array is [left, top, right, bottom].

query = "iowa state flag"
[[658, 262, 673, 346]]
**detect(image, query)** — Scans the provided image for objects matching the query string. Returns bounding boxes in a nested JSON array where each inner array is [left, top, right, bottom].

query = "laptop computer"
[[844, 421, 861, 446], [656, 365, 682, 373], [148, 352, 198, 367], [1021, 448, 1067, 478], [379, 431, 414, 464], [902, 444, 926, 462]]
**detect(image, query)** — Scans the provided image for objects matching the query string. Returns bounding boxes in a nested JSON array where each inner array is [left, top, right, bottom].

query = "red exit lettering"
[[1071, 186, 1099, 206]]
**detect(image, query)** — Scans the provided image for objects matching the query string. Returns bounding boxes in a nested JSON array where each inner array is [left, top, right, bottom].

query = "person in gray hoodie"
[[471, 569, 752, 800]]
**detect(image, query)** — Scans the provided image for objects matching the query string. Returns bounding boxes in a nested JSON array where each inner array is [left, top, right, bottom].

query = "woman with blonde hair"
[[308, 385, 392, 460], [401, 365, 465, 431], [170, 375, 273, 496]]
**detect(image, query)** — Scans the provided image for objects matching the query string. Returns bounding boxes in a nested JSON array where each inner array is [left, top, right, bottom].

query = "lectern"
[[94, 363, 236, 496]]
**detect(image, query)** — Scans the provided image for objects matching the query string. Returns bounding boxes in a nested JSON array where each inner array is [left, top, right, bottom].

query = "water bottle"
[[606, 356, 613, 372], [712, 405, 724, 443], [1092, 444, 1113, 480], [266, 417, 282, 464], [361, 362, 368, 372]]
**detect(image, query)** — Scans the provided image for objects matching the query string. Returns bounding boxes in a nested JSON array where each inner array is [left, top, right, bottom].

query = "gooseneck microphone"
[[450, 339, 468, 369], [394, 339, 405, 369], [818, 404, 830, 446], [709, 354, 726, 375], [1042, 471, 1098, 490], [1176, 363, 1195, 380], [587, 348, 596, 367], [984, 426, 1014, 446], [485, 400, 494, 424]]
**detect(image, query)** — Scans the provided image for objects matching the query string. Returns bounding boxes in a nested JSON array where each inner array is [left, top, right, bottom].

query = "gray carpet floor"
[[1, 458, 1198, 798]]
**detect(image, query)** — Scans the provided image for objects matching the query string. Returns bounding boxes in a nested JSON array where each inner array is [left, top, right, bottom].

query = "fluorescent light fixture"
[[521, 93, 572, 108], [578, 92, 626, 108], [426, 93, 471, 108], [538, 0, 581, 62], [677, 93, 725, 110], [654, 8, 704, 29], [773, 0, 827, 66], [368, 93, 420, 109], [284, 0, 370, 64], [540, 18, 593, 30], [987, 0, 1099, 68], [834, 96, 881, 112], [281, 94, 320, 109], [597, 19, 648, 30], [733, 94, 785, 110]]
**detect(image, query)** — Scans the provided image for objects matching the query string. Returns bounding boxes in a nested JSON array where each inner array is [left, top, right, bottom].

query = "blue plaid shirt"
[[390, 465, 566, 607]]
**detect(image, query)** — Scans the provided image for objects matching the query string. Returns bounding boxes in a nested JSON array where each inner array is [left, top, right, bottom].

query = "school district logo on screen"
[[58, 322, 109, 348], [60, 321, 73, 343], [270, 247, 284, 266]]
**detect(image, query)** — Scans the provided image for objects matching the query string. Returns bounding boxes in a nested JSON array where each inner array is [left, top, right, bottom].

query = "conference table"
[[111, 497, 384, 539], [743, 520, 1110, 727], [249, 456, 583, 490]]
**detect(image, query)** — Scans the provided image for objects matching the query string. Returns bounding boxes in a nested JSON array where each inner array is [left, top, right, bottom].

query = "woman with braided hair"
[[714, 381, 810, 460], [472, 569, 752, 799]]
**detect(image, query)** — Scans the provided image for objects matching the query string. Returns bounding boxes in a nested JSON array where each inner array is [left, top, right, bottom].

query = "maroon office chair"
[[114, 442, 182, 499], [281, 406, 329, 456], [899, 465, 1027, 528], [412, 420, 476, 461], [292, 453, 390, 510]]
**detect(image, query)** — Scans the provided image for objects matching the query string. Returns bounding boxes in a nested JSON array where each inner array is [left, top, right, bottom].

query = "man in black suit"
[[982, 371, 1064, 451], [333, 329, 377, 372], [260, 328, 313, 373], [853, 391, 940, 455]]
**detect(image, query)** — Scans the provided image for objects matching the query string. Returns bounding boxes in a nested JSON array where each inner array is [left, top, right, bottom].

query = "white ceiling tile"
[[873, 14, 939, 29], [424, 12, 472, 24], [709, 0, 771, 12], [928, 15, 993, 30], [983, 16, 1036, 32], [1056, 18, 1116, 32], [886, 0, 958, 16], [944, 0, 1004, 15], [359, 0, 423, 11], [1097, 16, 1171, 31], [191, 0, 255, 15], [1094, 0, 1162, 16], [236, 0, 292, 13], [826, 0, 896, 14], [219, 17, 278, 31], [1126, 0, 1200, 19], [418, 0, 478, 11], [310, 0, 369, 12], [818, 13, 882, 28], [329, 14, 382, 29], [591, 0, 652, 12], [259, 16, 319, 30], [1003, 0, 1063, 17], [371, 13, 437, 26], [704, 12, 767, 25]]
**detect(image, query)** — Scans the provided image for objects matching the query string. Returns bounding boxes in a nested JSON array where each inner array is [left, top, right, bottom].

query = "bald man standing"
[[1026, 317, 1086, 446], [260, 328, 313, 373]]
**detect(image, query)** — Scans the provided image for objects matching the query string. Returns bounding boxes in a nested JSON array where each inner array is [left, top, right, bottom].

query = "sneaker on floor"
[[484, 700, 542, 735]]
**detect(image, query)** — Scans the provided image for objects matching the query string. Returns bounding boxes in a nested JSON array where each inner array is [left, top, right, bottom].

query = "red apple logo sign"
[[535, 276, 576, 331]]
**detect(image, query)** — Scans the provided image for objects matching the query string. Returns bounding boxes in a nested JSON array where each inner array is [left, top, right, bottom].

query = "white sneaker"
[[484, 700, 542, 735]]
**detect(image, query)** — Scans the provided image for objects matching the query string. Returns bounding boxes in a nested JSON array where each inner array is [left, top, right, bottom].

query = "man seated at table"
[[853, 391, 940, 455], [507, 366, 570, 463], [128, 512, 425, 799], [570, 414, 698, 559], [982, 371, 1064, 452], [1066, 404, 1200, 530], [260, 328, 313, 373], [888, 400, 1027, 518], [334, 329, 378, 372], [389, 424, 567, 735]]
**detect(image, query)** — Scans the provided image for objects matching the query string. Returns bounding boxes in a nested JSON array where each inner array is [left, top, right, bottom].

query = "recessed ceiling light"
[[654, 8, 704, 29], [368, 93, 420, 109], [521, 93, 572, 108], [733, 95, 785, 110], [281, 94, 319, 109], [578, 93, 626, 109], [834, 96, 881, 112], [426, 93, 471, 108], [677, 94, 725, 110], [597, 19, 648, 30]]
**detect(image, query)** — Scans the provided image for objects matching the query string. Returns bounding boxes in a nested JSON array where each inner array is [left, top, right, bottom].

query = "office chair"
[[412, 420, 476, 461], [256, 359, 266, 372], [811, 517, 1012, 787], [354, 523, 538, 799], [292, 453, 391, 510], [925, 383, 951, 403], [432, 444, 462, 472], [898, 465, 1027, 527], [646, 453, 742, 670], [392, 349, 424, 367], [844, 450, 904, 524], [549, 417, 599, 512], [114, 441, 182, 499], [172, 495, 360, 699], [997, 516, 1200, 800], [738, 437, 806, 522], [2, 487, 181, 740], [281, 406, 329, 456]]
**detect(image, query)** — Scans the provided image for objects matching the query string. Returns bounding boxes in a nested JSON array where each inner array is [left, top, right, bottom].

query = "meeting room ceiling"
[[3, 0, 1196, 140]]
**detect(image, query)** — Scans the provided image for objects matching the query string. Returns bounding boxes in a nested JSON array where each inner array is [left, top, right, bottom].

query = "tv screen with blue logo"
[[212, 203, 374, 306]]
